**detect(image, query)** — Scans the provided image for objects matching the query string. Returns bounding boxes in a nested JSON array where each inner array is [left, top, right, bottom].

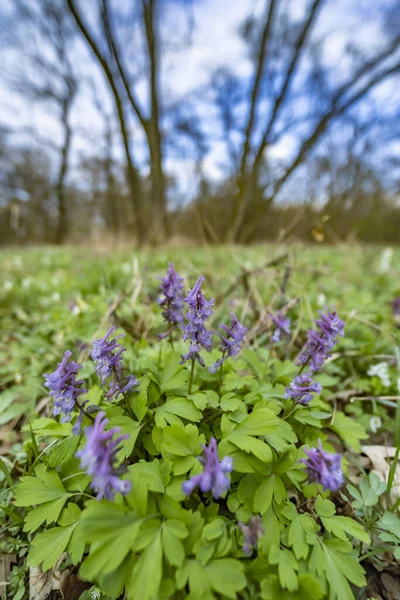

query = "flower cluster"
[[44, 350, 87, 423], [367, 362, 391, 387], [239, 515, 264, 556], [271, 311, 291, 343], [301, 440, 343, 492], [182, 437, 233, 499], [180, 276, 214, 367], [210, 312, 247, 373], [297, 307, 344, 374], [91, 326, 139, 400], [285, 374, 322, 405], [157, 263, 184, 329], [76, 411, 132, 500]]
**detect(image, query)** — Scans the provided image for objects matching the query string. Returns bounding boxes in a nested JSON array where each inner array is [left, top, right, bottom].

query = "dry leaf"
[[361, 445, 400, 502], [0, 553, 16, 594]]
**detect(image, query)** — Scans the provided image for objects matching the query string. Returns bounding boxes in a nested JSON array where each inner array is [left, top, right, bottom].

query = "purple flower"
[[182, 437, 233, 499], [44, 351, 87, 423], [210, 313, 247, 373], [285, 374, 322, 405], [180, 276, 214, 367], [392, 297, 400, 320], [297, 307, 344, 373], [239, 515, 264, 556], [91, 327, 139, 401], [157, 263, 184, 327], [271, 311, 291, 344], [301, 440, 343, 492], [76, 411, 132, 500]]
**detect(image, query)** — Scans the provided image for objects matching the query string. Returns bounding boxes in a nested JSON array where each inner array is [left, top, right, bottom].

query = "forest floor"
[[1, 244, 400, 600]]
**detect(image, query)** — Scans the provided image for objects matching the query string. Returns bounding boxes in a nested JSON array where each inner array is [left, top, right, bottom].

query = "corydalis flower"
[[180, 276, 214, 367], [182, 437, 233, 499], [91, 327, 139, 400], [285, 374, 322, 405], [271, 311, 291, 343], [210, 313, 247, 373], [239, 515, 264, 556], [76, 411, 131, 500], [157, 263, 184, 327], [72, 400, 88, 435], [297, 307, 344, 373], [301, 440, 343, 492], [44, 351, 87, 423]]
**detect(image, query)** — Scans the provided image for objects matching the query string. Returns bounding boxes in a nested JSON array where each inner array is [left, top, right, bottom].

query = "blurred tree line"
[[0, 0, 399, 245]]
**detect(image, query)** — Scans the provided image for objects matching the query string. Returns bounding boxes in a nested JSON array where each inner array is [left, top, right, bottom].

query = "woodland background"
[[0, 0, 399, 246]]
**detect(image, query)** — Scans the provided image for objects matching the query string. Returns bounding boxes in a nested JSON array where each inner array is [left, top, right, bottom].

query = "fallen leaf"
[[361, 446, 400, 502]]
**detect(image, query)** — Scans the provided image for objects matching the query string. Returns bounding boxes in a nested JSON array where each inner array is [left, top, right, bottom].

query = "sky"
[[1, 0, 399, 204]]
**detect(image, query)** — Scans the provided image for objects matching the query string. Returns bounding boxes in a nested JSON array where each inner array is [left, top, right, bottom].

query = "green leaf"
[[127, 531, 163, 600], [310, 539, 366, 600], [261, 574, 323, 600], [329, 412, 367, 451], [206, 558, 246, 599], [161, 424, 204, 458], [160, 351, 188, 393], [80, 501, 142, 580], [27, 525, 75, 571], [321, 515, 370, 544], [254, 475, 285, 513], [269, 546, 298, 592], [315, 496, 336, 517], [162, 520, 188, 566], [107, 416, 143, 459], [230, 408, 279, 436], [154, 398, 202, 428], [15, 464, 71, 507], [48, 434, 80, 468]]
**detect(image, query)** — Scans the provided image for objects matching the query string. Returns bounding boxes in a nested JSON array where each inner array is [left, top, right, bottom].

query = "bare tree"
[[66, 0, 168, 242], [4, 0, 79, 242], [227, 0, 400, 242]]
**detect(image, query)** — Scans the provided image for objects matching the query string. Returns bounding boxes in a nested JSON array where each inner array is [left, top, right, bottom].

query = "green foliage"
[[3, 247, 400, 600]]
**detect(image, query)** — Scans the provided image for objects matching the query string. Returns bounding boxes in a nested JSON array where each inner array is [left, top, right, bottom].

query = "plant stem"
[[387, 443, 400, 509], [218, 352, 226, 396], [188, 359, 195, 395]]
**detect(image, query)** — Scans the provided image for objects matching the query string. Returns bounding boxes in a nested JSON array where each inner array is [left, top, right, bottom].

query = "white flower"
[[317, 293, 326, 307], [369, 416, 382, 434], [90, 588, 102, 600], [3, 280, 13, 291], [378, 247, 393, 273], [21, 278, 31, 289], [52, 292, 61, 302], [367, 362, 391, 387]]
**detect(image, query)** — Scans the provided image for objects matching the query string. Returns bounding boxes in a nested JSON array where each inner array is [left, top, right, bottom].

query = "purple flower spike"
[[297, 306, 344, 373], [180, 276, 214, 367], [76, 411, 132, 500], [182, 437, 233, 499], [271, 312, 291, 344], [285, 374, 322, 405], [91, 327, 139, 401], [301, 440, 343, 492], [44, 351, 87, 423], [210, 313, 247, 373], [239, 515, 264, 556], [157, 263, 184, 327]]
